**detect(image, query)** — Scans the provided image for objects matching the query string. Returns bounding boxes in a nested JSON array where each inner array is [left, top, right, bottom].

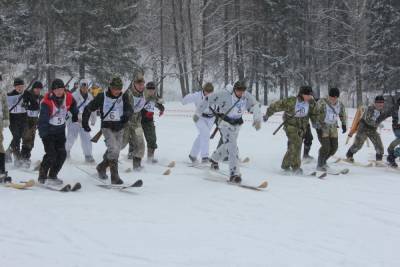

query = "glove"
[[342, 124, 347, 134], [193, 114, 199, 123], [159, 110, 164, 117], [2, 119, 9, 128], [120, 115, 129, 124], [393, 124, 400, 129], [145, 112, 154, 120], [71, 114, 79, 123], [263, 114, 268, 122], [253, 120, 261, 131], [83, 125, 91, 132]]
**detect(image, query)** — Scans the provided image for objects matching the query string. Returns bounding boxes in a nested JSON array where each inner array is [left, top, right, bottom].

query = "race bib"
[[228, 96, 247, 119], [27, 110, 39, 118], [294, 100, 309, 118], [324, 103, 341, 124], [49, 108, 67, 126]]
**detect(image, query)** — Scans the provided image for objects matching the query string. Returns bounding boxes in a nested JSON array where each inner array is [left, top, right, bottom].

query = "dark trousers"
[[39, 132, 67, 178], [9, 114, 27, 158], [21, 117, 38, 160]]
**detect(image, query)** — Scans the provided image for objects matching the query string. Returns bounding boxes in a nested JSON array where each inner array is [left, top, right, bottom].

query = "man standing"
[[121, 73, 146, 171], [182, 82, 214, 163], [196, 81, 262, 183], [264, 86, 318, 174], [37, 79, 79, 185], [82, 77, 133, 184], [65, 79, 96, 163], [20, 81, 43, 168], [0, 74, 11, 182], [141, 81, 165, 163], [315, 88, 347, 171]]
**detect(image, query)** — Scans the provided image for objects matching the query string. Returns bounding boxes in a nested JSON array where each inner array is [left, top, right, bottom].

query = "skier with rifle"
[[37, 79, 79, 185], [264, 86, 318, 174], [182, 82, 215, 163], [196, 81, 262, 183], [82, 77, 133, 184]]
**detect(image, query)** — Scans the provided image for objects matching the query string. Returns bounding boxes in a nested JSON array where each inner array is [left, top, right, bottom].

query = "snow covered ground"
[[1, 102, 400, 267]]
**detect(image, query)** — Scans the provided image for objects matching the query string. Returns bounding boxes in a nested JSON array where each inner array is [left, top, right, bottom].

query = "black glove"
[[83, 125, 91, 132], [263, 114, 268, 122], [393, 124, 400, 129], [71, 114, 79, 123], [342, 124, 347, 134], [120, 115, 129, 124]]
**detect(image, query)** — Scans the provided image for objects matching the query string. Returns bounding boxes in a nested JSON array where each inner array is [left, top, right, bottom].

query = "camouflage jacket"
[[316, 98, 347, 128], [266, 96, 318, 130], [360, 105, 391, 129], [126, 87, 146, 127]]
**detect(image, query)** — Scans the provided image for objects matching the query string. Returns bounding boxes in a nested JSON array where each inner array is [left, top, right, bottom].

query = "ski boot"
[[147, 148, 158, 164], [292, 168, 303, 175], [46, 177, 63, 186], [188, 154, 197, 163], [0, 172, 12, 183], [210, 159, 219, 170], [85, 155, 96, 164], [132, 157, 143, 171], [346, 151, 354, 163], [201, 157, 209, 164], [96, 159, 109, 180], [109, 160, 123, 185], [229, 174, 242, 184], [387, 154, 398, 168]]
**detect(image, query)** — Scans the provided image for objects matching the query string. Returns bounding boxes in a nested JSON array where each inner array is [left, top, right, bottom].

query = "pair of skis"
[[1, 179, 35, 190], [37, 182, 82, 192], [188, 163, 268, 191]]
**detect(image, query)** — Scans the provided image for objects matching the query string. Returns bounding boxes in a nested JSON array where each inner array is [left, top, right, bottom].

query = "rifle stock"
[[91, 130, 102, 143]]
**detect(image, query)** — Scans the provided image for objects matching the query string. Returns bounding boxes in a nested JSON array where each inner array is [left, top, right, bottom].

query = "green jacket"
[[0, 90, 9, 122], [266, 96, 318, 130]]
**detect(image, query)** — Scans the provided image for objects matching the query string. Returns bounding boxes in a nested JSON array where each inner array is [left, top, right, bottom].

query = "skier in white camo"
[[182, 82, 215, 163], [195, 81, 262, 183], [65, 79, 97, 163]]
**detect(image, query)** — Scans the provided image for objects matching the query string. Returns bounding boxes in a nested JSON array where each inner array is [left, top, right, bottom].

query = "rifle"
[[64, 76, 74, 90], [91, 91, 124, 143], [209, 98, 241, 139], [8, 75, 38, 112], [272, 109, 301, 135]]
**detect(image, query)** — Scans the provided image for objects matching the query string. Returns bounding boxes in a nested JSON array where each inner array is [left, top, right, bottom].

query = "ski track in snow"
[[1, 103, 400, 267]]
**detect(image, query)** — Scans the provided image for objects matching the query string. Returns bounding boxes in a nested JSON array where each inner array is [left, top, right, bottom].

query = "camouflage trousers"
[[0, 127, 4, 154], [142, 121, 157, 149], [21, 117, 38, 160], [121, 122, 145, 159], [211, 121, 241, 176], [102, 128, 124, 161], [348, 125, 384, 156], [317, 125, 338, 167], [387, 128, 400, 156], [282, 125, 305, 171]]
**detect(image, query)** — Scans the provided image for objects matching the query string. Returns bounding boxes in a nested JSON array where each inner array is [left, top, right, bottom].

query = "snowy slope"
[[1, 103, 400, 267]]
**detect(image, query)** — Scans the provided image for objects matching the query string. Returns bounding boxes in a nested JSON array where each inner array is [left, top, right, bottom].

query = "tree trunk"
[[78, 0, 86, 79], [187, 0, 198, 92], [177, 0, 190, 92], [223, 0, 229, 86], [199, 0, 208, 86], [234, 0, 244, 80], [45, 0, 55, 88], [160, 0, 164, 98], [171, 0, 187, 97]]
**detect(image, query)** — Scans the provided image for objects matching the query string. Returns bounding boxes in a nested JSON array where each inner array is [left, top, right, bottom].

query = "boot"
[[201, 157, 209, 163], [147, 148, 158, 164], [229, 174, 242, 184], [210, 159, 219, 170], [85, 155, 95, 163], [317, 156, 327, 171], [346, 150, 354, 162], [109, 160, 123, 185], [376, 153, 383, 161], [22, 159, 31, 169], [96, 159, 109, 180], [5, 148, 12, 163], [38, 163, 48, 184], [387, 154, 398, 168], [292, 168, 303, 175], [132, 157, 143, 171], [0, 153, 5, 174], [188, 154, 197, 163], [127, 152, 133, 160], [303, 146, 313, 160], [46, 177, 63, 186]]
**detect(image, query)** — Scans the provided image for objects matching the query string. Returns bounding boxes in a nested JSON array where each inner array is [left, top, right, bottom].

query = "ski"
[[96, 179, 143, 190], [37, 183, 71, 192], [334, 157, 373, 167], [326, 168, 350, 175], [307, 171, 327, 179], [71, 182, 82, 192], [2, 179, 35, 190]]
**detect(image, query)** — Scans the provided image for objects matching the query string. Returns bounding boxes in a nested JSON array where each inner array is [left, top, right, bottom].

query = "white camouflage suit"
[[65, 90, 96, 157], [196, 90, 262, 176], [182, 91, 215, 159]]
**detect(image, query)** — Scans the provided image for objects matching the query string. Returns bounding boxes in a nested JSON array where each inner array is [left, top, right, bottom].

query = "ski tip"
[[61, 184, 72, 192], [24, 179, 35, 187], [241, 157, 250, 163], [167, 161, 176, 168], [163, 169, 172, 175], [258, 181, 268, 189]]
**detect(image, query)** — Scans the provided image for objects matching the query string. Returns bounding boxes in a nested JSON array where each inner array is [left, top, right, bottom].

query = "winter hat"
[[134, 72, 145, 83], [299, 86, 313, 96], [203, 82, 214, 93], [80, 79, 89, 87], [51, 79, 65, 90], [32, 81, 43, 89], [329, 87, 340, 98], [14, 78, 24, 86], [110, 76, 123, 89], [233, 81, 247, 91], [375, 95, 385, 103], [146, 81, 156, 90]]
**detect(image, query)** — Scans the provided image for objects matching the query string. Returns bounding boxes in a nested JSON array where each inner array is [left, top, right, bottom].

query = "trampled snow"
[[1, 103, 400, 267]]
